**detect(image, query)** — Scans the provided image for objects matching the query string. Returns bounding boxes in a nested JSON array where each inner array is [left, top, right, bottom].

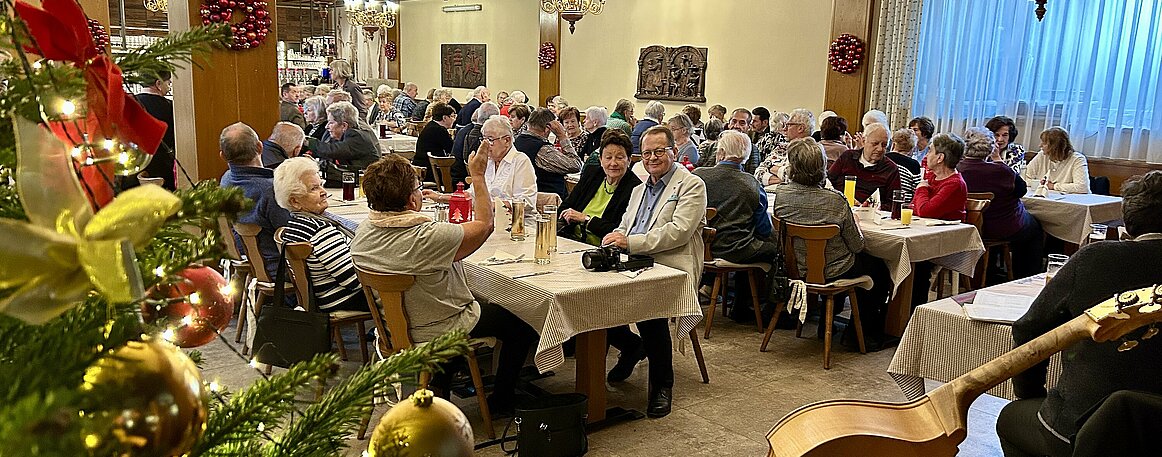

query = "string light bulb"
[[103, 138, 116, 150], [180, 315, 194, 326], [60, 99, 76, 116], [161, 328, 176, 342]]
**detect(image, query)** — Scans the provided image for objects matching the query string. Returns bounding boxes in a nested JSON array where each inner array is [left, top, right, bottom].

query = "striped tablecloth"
[[1022, 191, 1123, 245], [858, 212, 986, 298], [887, 274, 1063, 400]]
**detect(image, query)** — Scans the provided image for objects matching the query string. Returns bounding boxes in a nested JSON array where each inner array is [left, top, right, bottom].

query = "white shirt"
[[479, 146, 537, 209]]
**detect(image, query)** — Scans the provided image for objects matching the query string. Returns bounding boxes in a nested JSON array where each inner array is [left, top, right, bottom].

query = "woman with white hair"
[[630, 101, 665, 155], [302, 95, 328, 140], [756, 108, 816, 185], [312, 101, 381, 186], [958, 126, 1044, 279], [862, 109, 889, 130], [273, 157, 367, 312], [667, 113, 699, 164], [314, 83, 332, 97], [501, 90, 528, 117], [424, 115, 536, 210], [580, 106, 609, 168], [366, 84, 394, 125], [913, 132, 968, 221], [328, 59, 368, 118]]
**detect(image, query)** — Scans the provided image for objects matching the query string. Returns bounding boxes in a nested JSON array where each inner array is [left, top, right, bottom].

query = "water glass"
[[535, 216, 552, 265], [1046, 254, 1069, 283], [510, 200, 526, 241], [1090, 223, 1108, 242], [543, 204, 558, 252], [891, 189, 905, 220]]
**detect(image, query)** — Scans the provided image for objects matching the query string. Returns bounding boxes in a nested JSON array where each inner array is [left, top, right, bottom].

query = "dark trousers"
[[716, 240, 781, 318], [1007, 212, 1046, 279], [1073, 390, 1162, 457], [832, 252, 892, 340], [996, 398, 1072, 457], [324, 291, 369, 312], [911, 261, 936, 308], [430, 302, 538, 407], [607, 318, 673, 390]]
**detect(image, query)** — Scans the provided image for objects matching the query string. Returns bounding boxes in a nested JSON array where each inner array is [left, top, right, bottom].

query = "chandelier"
[[540, 0, 604, 34], [345, 0, 397, 29], [1034, 0, 1047, 21], [144, 0, 167, 12]]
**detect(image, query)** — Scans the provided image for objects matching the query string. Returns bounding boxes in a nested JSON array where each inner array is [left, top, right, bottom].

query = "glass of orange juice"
[[844, 176, 857, 207], [900, 203, 914, 226]]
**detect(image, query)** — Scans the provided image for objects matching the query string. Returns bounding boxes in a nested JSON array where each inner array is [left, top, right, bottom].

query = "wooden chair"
[[280, 236, 375, 364], [937, 197, 992, 297], [429, 155, 456, 193], [233, 222, 294, 356], [406, 120, 424, 136], [218, 217, 251, 344], [760, 219, 873, 369], [393, 150, 416, 163], [536, 192, 561, 214], [701, 207, 768, 338], [630, 154, 643, 165], [968, 191, 1013, 288], [354, 266, 497, 439]]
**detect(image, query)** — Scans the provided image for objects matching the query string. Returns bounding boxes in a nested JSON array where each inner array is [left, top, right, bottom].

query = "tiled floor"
[[204, 310, 1007, 456]]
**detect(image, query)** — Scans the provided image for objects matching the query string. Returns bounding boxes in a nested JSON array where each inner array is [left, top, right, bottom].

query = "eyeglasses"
[[484, 135, 512, 143], [640, 147, 675, 158]]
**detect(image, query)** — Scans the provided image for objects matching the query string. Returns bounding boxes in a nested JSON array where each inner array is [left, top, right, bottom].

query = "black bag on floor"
[[502, 393, 588, 456], [251, 243, 331, 368], [768, 196, 793, 303]]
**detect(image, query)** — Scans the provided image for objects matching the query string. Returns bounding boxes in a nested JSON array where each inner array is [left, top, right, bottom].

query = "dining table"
[[377, 133, 418, 154], [1021, 191, 1123, 245], [324, 194, 704, 423]]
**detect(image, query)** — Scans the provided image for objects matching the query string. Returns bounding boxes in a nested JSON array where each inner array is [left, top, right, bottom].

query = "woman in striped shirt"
[[273, 157, 368, 312]]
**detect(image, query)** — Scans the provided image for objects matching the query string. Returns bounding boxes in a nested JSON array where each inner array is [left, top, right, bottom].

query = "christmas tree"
[[0, 1, 467, 455]]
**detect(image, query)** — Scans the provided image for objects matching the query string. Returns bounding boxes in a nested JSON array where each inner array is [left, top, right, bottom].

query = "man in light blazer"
[[602, 125, 707, 419]]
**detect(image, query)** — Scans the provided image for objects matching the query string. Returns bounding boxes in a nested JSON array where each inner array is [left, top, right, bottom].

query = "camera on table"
[[581, 245, 654, 272]]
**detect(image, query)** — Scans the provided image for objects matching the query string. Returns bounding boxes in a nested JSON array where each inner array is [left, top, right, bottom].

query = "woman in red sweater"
[[913, 132, 967, 221]]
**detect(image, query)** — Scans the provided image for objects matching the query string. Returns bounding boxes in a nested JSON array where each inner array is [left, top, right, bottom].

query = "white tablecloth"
[[378, 134, 418, 153], [1022, 191, 1123, 245]]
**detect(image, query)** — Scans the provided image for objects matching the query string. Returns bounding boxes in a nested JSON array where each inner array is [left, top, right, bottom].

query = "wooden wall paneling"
[[823, 0, 876, 128], [1087, 158, 1162, 196], [79, 0, 111, 26], [386, 20, 400, 84], [170, 0, 280, 185], [538, 9, 560, 107]]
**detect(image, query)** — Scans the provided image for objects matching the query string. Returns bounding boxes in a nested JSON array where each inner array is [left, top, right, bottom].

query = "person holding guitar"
[[998, 170, 1162, 457]]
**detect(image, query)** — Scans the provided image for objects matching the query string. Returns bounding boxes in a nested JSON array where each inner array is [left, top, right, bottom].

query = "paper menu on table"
[[962, 290, 1035, 324]]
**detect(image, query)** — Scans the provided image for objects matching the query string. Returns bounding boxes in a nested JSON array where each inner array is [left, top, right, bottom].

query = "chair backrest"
[[775, 216, 840, 285], [354, 266, 417, 355], [406, 121, 424, 136], [282, 241, 317, 312], [234, 222, 274, 283], [411, 165, 427, 182], [702, 208, 719, 260], [394, 150, 416, 162], [536, 192, 561, 214], [964, 198, 991, 234], [630, 155, 642, 165], [218, 217, 244, 261], [966, 192, 995, 201], [430, 155, 456, 193], [1090, 176, 1111, 196]]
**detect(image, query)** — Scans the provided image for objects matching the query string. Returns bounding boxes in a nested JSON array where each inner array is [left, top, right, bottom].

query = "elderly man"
[[393, 82, 420, 119], [828, 122, 901, 210], [457, 86, 490, 128], [219, 122, 292, 279], [279, 83, 307, 130], [723, 108, 764, 174], [451, 102, 500, 185], [514, 108, 581, 200], [630, 101, 665, 155], [755, 108, 816, 186], [311, 101, 382, 187], [693, 130, 775, 321], [261, 122, 306, 169], [602, 125, 707, 419]]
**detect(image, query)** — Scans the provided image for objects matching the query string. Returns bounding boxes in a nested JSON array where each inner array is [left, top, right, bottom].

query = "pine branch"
[[116, 25, 229, 87], [264, 331, 470, 457], [136, 182, 250, 287]]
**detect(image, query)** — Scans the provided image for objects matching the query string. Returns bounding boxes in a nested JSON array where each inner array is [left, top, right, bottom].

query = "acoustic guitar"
[[766, 285, 1162, 457]]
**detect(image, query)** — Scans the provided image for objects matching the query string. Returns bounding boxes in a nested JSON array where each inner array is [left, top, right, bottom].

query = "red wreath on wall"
[[199, 0, 272, 51], [539, 42, 556, 69], [384, 40, 397, 61], [88, 18, 109, 50], [828, 33, 864, 74]]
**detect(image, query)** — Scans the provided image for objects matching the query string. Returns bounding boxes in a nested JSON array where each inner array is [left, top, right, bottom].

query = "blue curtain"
[[912, 0, 1162, 163]]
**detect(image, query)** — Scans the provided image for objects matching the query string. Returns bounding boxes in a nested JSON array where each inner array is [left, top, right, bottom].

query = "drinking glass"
[[1090, 223, 1108, 242], [543, 204, 558, 252], [510, 200, 526, 241], [1046, 254, 1069, 283], [341, 171, 356, 201], [900, 203, 914, 226], [891, 189, 904, 220], [844, 176, 857, 207], [535, 216, 552, 265]]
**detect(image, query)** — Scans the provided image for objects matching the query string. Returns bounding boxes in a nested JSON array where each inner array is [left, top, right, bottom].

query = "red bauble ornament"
[[201, 0, 270, 51], [87, 17, 110, 50], [828, 33, 865, 75], [144, 266, 235, 348]]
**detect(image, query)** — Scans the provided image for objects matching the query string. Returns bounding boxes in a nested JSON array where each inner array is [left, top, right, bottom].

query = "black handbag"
[[768, 195, 793, 304], [251, 243, 331, 368], [501, 393, 588, 456]]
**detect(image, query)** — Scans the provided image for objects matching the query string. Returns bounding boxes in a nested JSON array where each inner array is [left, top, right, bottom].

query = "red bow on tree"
[[15, 0, 168, 206]]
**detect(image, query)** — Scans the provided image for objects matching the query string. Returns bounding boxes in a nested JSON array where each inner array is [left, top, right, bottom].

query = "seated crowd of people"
[[238, 78, 1158, 443]]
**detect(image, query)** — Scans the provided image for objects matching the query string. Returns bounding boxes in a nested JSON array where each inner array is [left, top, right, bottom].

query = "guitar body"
[[767, 396, 963, 457]]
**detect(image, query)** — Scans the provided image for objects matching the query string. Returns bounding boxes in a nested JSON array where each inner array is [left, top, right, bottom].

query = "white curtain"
[[868, 0, 926, 130], [912, 0, 1162, 163]]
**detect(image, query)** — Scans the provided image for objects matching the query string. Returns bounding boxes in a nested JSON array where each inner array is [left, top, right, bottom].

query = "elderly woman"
[[607, 99, 635, 136], [888, 128, 921, 197], [558, 106, 588, 158], [501, 90, 527, 117], [302, 95, 328, 140], [328, 59, 367, 118], [985, 115, 1026, 175], [313, 83, 332, 97], [958, 127, 1044, 279], [507, 104, 531, 136], [913, 132, 968, 221], [828, 122, 901, 210], [818, 115, 850, 164], [366, 84, 394, 124], [560, 130, 643, 245], [667, 113, 699, 164], [772, 138, 892, 350], [630, 101, 665, 155], [350, 153, 538, 415], [1023, 127, 1090, 194], [909, 116, 935, 163], [580, 106, 609, 168], [311, 101, 381, 187], [695, 118, 726, 168], [756, 108, 815, 186], [862, 109, 889, 130], [429, 88, 460, 114], [273, 157, 367, 312], [424, 116, 536, 210], [708, 104, 727, 122], [682, 104, 704, 139]]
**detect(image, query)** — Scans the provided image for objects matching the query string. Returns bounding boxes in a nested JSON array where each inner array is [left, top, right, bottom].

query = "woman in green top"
[[558, 130, 643, 246], [605, 99, 636, 136]]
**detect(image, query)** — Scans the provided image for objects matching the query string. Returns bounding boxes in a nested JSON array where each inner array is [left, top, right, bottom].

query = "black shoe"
[[607, 346, 646, 383], [486, 394, 516, 418], [647, 387, 672, 418]]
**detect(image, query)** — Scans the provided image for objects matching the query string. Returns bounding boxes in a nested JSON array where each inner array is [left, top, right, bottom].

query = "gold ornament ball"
[[367, 389, 474, 457], [82, 337, 208, 457]]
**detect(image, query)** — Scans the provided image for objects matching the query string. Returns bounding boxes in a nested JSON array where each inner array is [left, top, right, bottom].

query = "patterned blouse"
[[1001, 143, 1026, 175]]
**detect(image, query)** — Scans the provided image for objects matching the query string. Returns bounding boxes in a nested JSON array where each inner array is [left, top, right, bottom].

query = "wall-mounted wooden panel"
[[823, 0, 876, 128], [1088, 158, 1162, 196], [538, 9, 560, 106]]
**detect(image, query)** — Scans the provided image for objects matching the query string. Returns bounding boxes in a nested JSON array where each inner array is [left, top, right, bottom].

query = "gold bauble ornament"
[[81, 337, 208, 457], [367, 389, 474, 457]]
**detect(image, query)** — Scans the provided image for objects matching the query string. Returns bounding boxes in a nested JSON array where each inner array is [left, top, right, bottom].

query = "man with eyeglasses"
[[755, 108, 817, 186], [514, 108, 582, 200], [722, 108, 763, 174], [602, 125, 707, 419]]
